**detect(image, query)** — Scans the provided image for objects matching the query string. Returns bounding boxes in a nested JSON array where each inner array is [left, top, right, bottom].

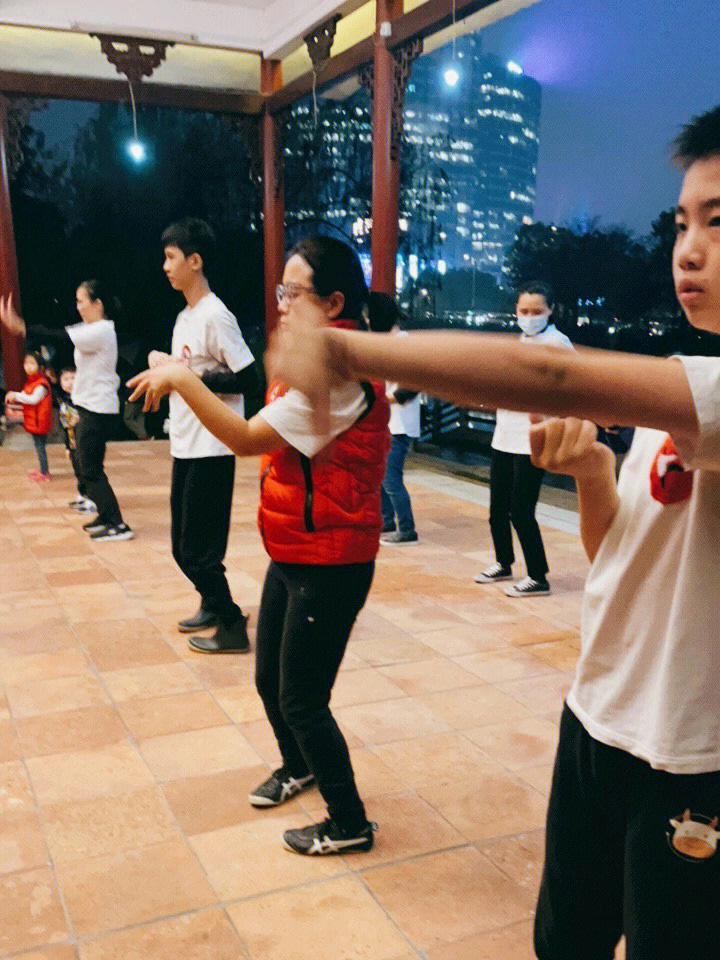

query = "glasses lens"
[[275, 284, 285, 304]]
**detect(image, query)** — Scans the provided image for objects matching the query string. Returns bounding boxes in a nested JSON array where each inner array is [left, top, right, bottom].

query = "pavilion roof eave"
[[268, 0, 540, 113]]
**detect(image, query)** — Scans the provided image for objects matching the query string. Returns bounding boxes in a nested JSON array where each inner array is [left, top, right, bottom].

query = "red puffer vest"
[[21, 372, 53, 436], [258, 326, 390, 565]]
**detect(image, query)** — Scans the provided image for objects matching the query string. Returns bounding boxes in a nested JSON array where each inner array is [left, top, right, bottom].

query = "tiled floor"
[[0, 440, 625, 959]]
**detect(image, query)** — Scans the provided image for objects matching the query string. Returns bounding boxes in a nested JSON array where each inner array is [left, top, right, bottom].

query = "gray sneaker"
[[380, 530, 418, 545]]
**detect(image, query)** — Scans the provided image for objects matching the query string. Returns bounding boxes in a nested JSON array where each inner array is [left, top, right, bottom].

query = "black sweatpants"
[[68, 446, 88, 498], [255, 559, 374, 832], [170, 455, 241, 626], [535, 704, 720, 960], [489, 448, 548, 580], [75, 407, 123, 526]]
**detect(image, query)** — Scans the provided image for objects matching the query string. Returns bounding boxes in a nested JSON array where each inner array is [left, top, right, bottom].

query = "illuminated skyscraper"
[[403, 34, 541, 281]]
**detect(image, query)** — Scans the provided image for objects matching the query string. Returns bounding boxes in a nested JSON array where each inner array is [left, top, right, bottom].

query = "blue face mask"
[[517, 312, 551, 336]]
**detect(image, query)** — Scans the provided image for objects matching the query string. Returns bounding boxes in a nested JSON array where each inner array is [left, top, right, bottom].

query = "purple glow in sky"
[[479, 0, 719, 234]]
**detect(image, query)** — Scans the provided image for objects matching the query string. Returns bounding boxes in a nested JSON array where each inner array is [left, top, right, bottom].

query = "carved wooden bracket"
[[360, 37, 422, 160], [304, 15, 341, 73], [93, 34, 174, 86]]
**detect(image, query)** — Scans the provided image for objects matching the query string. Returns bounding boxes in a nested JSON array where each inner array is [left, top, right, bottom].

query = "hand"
[[127, 364, 188, 413], [5, 391, 17, 403], [529, 416, 615, 480], [265, 299, 349, 435], [0, 294, 26, 336], [148, 351, 172, 369]]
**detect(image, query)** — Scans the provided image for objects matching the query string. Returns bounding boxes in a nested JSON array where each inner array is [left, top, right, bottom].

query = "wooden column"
[[370, 0, 404, 296], [261, 59, 285, 340], [0, 95, 24, 391]]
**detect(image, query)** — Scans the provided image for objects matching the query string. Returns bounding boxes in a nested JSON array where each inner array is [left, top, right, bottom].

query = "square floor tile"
[[117, 691, 230, 740], [226, 875, 414, 960], [0, 812, 49, 874], [26, 742, 154, 806], [162, 764, 274, 834], [101, 662, 202, 703], [363, 847, 533, 951], [55, 839, 217, 937], [15, 705, 127, 758], [77, 908, 243, 960], [0, 867, 67, 955], [138, 725, 259, 781], [43, 787, 179, 863], [426, 920, 534, 959]]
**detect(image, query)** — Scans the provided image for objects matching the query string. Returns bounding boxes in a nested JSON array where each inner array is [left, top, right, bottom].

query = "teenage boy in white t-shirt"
[[264, 106, 720, 957], [152, 218, 257, 653]]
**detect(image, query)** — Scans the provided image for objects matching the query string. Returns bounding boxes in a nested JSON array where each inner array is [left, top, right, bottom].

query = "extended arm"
[[127, 364, 281, 457], [267, 310, 698, 449]]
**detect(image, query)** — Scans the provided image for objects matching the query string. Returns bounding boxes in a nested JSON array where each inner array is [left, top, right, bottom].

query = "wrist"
[[573, 443, 616, 484]]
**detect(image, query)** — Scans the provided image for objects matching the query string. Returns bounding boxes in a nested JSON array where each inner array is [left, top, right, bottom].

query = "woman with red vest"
[[6, 350, 53, 481], [128, 236, 389, 856]]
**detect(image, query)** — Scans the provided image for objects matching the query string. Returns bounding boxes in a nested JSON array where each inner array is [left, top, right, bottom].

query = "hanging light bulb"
[[443, 65, 460, 88], [441, 0, 460, 88], [125, 78, 147, 164]]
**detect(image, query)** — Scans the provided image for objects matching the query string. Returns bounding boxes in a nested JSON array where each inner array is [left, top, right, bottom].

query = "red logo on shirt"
[[650, 435, 693, 505]]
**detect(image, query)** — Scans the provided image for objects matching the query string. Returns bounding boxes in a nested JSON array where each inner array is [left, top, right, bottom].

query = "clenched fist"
[[529, 416, 615, 480]]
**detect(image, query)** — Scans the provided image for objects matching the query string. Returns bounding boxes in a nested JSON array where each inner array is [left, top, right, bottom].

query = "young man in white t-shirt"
[[264, 106, 720, 957], [152, 218, 257, 653]]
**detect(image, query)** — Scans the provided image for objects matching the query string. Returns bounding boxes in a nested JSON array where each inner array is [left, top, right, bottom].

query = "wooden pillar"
[[370, 0, 404, 296], [261, 59, 285, 340], [0, 95, 24, 391]]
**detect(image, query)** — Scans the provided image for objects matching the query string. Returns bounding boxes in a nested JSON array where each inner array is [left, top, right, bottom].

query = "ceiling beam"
[[0, 70, 263, 114], [267, 0, 500, 113]]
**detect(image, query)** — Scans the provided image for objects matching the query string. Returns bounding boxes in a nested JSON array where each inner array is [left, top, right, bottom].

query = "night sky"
[[31, 0, 719, 238], [479, 0, 719, 234]]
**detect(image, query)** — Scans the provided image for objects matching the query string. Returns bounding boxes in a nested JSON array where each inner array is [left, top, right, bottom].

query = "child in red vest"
[[6, 350, 53, 481]]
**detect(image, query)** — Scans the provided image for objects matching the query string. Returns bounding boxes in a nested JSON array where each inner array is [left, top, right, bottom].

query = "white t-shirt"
[[67, 319, 120, 415], [387, 384, 421, 437], [491, 323, 574, 454], [258, 382, 371, 458], [169, 292, 255, 458], [568, 354, 720, 774]]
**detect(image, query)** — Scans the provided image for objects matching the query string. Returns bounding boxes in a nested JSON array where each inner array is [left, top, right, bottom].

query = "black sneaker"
[[82, 517, 105, 533], [249, 767, 315, 807], [474, 562, 513, 583], [90, 523, 134, 542], [177, 606, 218, 633], [504, 576, 550, 597], [283, 818, 377, 855], [380, 530, 418, 545], [188, 615, 249, 654]]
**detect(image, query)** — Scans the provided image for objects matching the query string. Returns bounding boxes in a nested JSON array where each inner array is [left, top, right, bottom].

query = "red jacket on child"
[[21, 372, 53, 436]]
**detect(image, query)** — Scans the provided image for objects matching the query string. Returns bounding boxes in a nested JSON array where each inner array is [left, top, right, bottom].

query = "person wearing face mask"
[[475, 282, 573, 596]]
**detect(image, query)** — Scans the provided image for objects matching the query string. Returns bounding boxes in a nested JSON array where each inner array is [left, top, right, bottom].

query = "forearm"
[[575, 468, 620, 563], [332, 331, 698, 441]]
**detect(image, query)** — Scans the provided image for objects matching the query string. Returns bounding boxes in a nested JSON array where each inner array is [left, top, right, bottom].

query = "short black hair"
[[24, 350, 45, 369], [290, 235, 369, 323], [673, 105, 720, 170], [516, 280, 555, 307], [79, 279, 121, 320], [367, 291, 404, 333], [161, 217, 216, 271], [59, 367, 76, 377]]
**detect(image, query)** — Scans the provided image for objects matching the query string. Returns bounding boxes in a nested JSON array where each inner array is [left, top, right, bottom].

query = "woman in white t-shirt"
[[1, 281, 131, 541], [475, 282, 572, 596]]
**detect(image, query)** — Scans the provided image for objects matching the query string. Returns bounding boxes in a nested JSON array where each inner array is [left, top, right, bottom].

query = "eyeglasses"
[[275, 283, 315, 304]]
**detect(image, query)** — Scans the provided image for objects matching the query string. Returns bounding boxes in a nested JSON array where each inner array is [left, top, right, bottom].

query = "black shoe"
[[188, 615, 249, 654], [474, 562, 513, 583], [82, 517, 105, 533], [283, 818, 377, 855], [249, 767, 316, 807], [90, 522, 134, 542], [177, 606, 218, 633]]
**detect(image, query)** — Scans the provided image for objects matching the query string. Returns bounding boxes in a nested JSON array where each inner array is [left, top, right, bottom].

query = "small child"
[[6, 351, 53, 482], [57, 367, 95, 512]]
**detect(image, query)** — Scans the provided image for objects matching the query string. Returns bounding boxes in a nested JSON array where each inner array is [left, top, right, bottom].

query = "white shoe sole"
[[474, 573, 512, 583], [92, 531, 134, 542]]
